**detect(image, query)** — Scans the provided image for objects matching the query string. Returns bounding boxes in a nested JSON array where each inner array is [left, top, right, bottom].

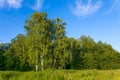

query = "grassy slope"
[[0, 70, 120, 80]]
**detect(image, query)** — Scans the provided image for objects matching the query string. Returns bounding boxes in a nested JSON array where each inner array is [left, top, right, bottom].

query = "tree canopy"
[[0, 12, 120, 71]]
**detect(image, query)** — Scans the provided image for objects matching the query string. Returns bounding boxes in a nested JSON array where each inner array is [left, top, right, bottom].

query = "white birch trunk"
[[35, 64, 38, 72], [35, 53, 38, 72], [41, 55, 44, 71]]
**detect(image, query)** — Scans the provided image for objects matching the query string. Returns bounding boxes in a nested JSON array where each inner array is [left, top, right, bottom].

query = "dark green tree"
[[0, 43, 9, 70]]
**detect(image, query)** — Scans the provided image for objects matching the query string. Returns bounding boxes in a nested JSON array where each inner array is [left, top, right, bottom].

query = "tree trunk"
[[35, 54, 38, 72], [41, 55, 44, 71], [35, 64, 38, 72]]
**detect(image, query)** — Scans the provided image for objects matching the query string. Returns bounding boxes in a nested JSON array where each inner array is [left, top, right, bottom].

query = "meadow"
[[0, 70, 120, 80]]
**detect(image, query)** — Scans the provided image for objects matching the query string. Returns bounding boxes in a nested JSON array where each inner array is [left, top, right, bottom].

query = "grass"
[[0, 70, 120, 80]]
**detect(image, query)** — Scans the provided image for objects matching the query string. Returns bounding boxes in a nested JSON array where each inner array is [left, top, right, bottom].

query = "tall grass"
[[0, 70, 120, 80]]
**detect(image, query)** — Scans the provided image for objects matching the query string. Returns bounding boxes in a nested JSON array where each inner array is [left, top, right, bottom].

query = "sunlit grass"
[[0, 70, 120, 80]]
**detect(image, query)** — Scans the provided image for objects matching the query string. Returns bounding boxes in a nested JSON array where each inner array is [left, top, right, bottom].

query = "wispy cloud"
[[105, 0, 119, 14], [71, 0, 102, 17], [0, 0, 44, 10], [0, 0, 23, 9], [7, 0, 23, 9], [33, 0, 43, 11]]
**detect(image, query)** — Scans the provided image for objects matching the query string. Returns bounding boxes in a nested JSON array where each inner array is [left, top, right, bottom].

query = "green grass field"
[[0, 70, 120, 80]]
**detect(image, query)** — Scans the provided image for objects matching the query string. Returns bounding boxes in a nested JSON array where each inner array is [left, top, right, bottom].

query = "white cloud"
[[33, 0, 43, 11], [0, 0, 23, 9], [7, 0, 22, 9], [0, 0, 43, 10], [71, 0, 102, 17]]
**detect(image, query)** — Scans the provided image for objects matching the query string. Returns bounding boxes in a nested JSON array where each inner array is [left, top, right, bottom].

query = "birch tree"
[[24, 12, 53, 71]]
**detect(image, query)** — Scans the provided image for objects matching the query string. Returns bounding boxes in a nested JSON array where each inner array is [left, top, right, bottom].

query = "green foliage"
[[0, 12, 120, 71], [0, 43, 9, 70]]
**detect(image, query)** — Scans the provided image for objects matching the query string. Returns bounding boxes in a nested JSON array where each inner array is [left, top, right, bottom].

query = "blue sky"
[[0, 0, 120, 52]]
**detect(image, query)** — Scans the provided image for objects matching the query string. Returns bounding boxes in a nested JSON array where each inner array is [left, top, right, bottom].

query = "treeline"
[[0, 12, 120, 71]]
